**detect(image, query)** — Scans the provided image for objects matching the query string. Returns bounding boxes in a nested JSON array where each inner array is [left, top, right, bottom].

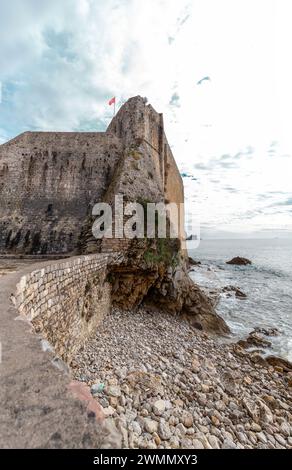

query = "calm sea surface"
[[188, 239, 292, 360]]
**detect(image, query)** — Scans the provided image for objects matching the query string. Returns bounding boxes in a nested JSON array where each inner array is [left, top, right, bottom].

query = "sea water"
[[188, 238, 292, 360]]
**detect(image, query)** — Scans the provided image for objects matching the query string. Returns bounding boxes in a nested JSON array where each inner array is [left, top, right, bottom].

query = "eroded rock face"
[[107, 237, 229, 334], [146, 264, 229, 334], [100, 96, 230, 332]]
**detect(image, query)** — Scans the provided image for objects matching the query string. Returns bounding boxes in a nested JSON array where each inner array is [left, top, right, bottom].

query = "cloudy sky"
[[0, 0, 291, 238]]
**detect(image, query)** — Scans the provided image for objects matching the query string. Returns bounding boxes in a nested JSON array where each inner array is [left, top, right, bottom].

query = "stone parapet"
[[12, 254, 112, 362]]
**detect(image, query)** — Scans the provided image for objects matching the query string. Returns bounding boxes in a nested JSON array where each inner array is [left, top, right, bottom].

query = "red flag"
[[108, 97, 116, 106]]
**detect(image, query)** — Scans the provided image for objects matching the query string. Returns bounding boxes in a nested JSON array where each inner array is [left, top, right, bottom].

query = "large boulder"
[[188, 256, 201, 267], [237, 330, 272, 349], [226, 257, 252, 266], [222, 285, 247, 299]]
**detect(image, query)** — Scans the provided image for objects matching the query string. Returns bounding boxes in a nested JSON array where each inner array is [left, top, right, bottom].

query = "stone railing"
[[13, 254, 111, 362]]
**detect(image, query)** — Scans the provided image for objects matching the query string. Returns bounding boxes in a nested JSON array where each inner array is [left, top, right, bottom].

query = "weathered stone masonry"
[[0, 96, 184, 256], [12, 254, 112, 362]]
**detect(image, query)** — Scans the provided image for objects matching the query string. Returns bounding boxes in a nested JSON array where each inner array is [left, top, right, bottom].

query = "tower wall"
[[0, 96, 185, 255]]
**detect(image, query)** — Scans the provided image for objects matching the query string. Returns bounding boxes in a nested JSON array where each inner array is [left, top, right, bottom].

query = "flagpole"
[[114, 100, 116, 117]]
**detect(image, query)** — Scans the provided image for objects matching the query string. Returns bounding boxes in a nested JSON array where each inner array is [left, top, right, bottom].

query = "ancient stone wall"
[[107, 97, 166, 194], [13, 254, 111, 362], [0, 96, 185, 256], [107, 96, 185, 243], [0, 132, 123, 254], [164, 140, 186, 246]]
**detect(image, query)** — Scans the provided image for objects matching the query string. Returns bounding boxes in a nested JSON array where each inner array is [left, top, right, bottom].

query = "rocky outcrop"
[[238, 327, 280, 348], [145, 264, 229, 334], [226, 257, 252, 266], [107, 238, 229, 334], [265, 356, 292, 373], [222, 285, 247, 299], [188, 257, 201, 267], [237, 330, 272, 349]]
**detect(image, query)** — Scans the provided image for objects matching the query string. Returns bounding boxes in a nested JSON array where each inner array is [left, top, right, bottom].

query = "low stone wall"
[[13, 254, 111, 362], [0, 257, 122, 448]]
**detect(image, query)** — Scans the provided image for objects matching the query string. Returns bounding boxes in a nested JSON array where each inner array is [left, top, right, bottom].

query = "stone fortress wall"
[[107, 97, 184, 210], [12, 254, 112, 363], [0, 96, 185, 256], [0, 131, 123, 254]]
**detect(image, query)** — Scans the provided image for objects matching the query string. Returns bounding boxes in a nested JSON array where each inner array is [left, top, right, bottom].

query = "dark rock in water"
[[222, 285, 247, 299], [237, 330, 272, 349], [186, 234, 198, 241], [226, 257, 252, 266], [265, 356, 292, 372], [188, 257, 201, 267], [235, 289, 247, 299], [253, 326, 280, 337]]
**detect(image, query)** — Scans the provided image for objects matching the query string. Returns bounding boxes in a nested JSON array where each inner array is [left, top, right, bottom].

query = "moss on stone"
[[143, 237, 180, 268]]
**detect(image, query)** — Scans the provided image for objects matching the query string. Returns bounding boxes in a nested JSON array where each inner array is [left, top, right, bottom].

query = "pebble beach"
[[72, 307, 292, 449]]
